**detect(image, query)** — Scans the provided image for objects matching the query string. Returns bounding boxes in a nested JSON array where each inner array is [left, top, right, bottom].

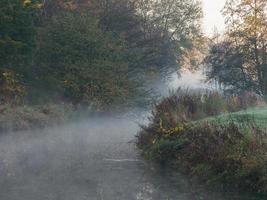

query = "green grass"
[[201, 106, 267, 129]]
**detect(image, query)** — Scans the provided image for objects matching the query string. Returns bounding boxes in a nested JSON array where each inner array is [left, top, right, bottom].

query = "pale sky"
[[202, 0, 226, 36]]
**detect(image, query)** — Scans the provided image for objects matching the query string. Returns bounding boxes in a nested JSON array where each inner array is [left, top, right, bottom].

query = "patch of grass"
[[202, 106, 267, 129]]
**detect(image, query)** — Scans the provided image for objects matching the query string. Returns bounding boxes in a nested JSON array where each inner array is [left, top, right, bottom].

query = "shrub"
[[137, 89, 267, 195], [150, 88, 259, 131], [0, 103, 74, 133], [0, 69, 26, 105], [138, 120, 267, 194]]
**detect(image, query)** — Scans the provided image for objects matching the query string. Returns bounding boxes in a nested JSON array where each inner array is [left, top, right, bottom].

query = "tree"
[[0, 0, 204, 109], [204, 41, 257, 93], [138, 0, 203, 77], [0, 0, 35, 72], [36, 12, 146, 109], [0, 0, 37, 104], [96, 0, 203, 82], [205, 0, 267, 95]]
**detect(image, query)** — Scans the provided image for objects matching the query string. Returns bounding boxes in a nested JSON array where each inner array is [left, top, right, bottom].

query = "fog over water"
[[0, 72, 259, 200], [0, 116, 257, 200]]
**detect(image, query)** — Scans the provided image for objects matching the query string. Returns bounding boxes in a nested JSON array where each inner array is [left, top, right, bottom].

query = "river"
[[0, 72, 263, 200]]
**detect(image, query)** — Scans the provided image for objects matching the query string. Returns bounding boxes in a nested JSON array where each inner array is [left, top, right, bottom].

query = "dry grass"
[[0, 103, 74, 133], [137, 88, 267, 195]]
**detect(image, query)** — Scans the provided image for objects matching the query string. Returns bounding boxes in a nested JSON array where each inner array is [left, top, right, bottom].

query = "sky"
[[202, 0, 226, 36]]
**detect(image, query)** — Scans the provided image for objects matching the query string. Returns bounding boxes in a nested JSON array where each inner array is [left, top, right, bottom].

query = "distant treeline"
[[0, 0, 202, 111]]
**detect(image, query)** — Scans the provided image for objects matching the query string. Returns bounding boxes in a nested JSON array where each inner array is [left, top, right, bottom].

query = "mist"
[[0, 110, 258, 200], [1, 0, 266, 198], [0, 72, 253, 200], [0, 70, 259, 200]]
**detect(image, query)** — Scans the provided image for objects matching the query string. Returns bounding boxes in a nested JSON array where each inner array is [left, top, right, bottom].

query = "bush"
[[0, 69, 26, 105], [138, 120, 267, 194], [0, 103, 74, 133], [150, 88, 259, 130], [137, 89, 267, 195]]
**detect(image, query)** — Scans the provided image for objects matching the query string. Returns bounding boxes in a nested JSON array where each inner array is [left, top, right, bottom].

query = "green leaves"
[[0, 0, 203, 110], [206, 0, 267, 95], [36, 12, 147, 110], [0, 0, 35, 82]]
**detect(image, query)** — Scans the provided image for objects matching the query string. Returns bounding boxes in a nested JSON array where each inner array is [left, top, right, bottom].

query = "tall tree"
[[205, 0, 267, 95], [96, 0, 203, 81], [36, 12, 146, 109]]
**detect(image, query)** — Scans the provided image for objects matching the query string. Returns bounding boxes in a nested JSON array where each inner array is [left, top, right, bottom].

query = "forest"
[[0, 0, 267, 199], [0, 0, 201, 109]]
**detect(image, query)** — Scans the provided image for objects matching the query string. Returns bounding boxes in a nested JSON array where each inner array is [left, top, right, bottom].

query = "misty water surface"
[[0, 72, 262, 200]]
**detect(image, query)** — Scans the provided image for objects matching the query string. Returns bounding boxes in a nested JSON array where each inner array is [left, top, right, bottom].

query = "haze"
[[202, 0, 226, 35]]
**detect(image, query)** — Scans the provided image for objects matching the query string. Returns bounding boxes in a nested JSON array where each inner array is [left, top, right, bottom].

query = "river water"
[[0, 72, 263, 200]]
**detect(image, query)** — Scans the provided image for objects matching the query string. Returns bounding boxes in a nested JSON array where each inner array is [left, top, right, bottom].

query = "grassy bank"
[[203, 106, 267, 129], [137, 89, 267, 195], [0, 103, 75, 133]]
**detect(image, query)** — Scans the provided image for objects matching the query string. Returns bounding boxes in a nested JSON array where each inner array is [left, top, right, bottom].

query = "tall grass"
[[137, 88, 267, 195], [139, 121, 267, 193], [0, 103, 74, 133], [150, 88, 259, 130]]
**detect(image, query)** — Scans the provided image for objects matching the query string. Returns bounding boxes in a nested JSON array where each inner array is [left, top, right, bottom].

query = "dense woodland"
[[1, 0, 266, 111], [0, 0, 202, 110]]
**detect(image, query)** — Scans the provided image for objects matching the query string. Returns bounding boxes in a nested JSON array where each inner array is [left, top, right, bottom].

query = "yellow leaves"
[[23, 0, 43, 9], [0, 69, 26, 104], [23, 0, 31, 6], [159, 118, 185, 137]]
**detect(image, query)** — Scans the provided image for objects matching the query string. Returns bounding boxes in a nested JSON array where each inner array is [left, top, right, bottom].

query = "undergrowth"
[[137, 88, 267, 195], [0, 103, 74, 133]]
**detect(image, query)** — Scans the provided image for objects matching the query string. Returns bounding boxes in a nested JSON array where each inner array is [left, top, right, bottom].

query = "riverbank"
[[0, 102, 147, 134], [0, 113, 264, 200], [0, 103, 75, 133], [137, 89, 267, 196]]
